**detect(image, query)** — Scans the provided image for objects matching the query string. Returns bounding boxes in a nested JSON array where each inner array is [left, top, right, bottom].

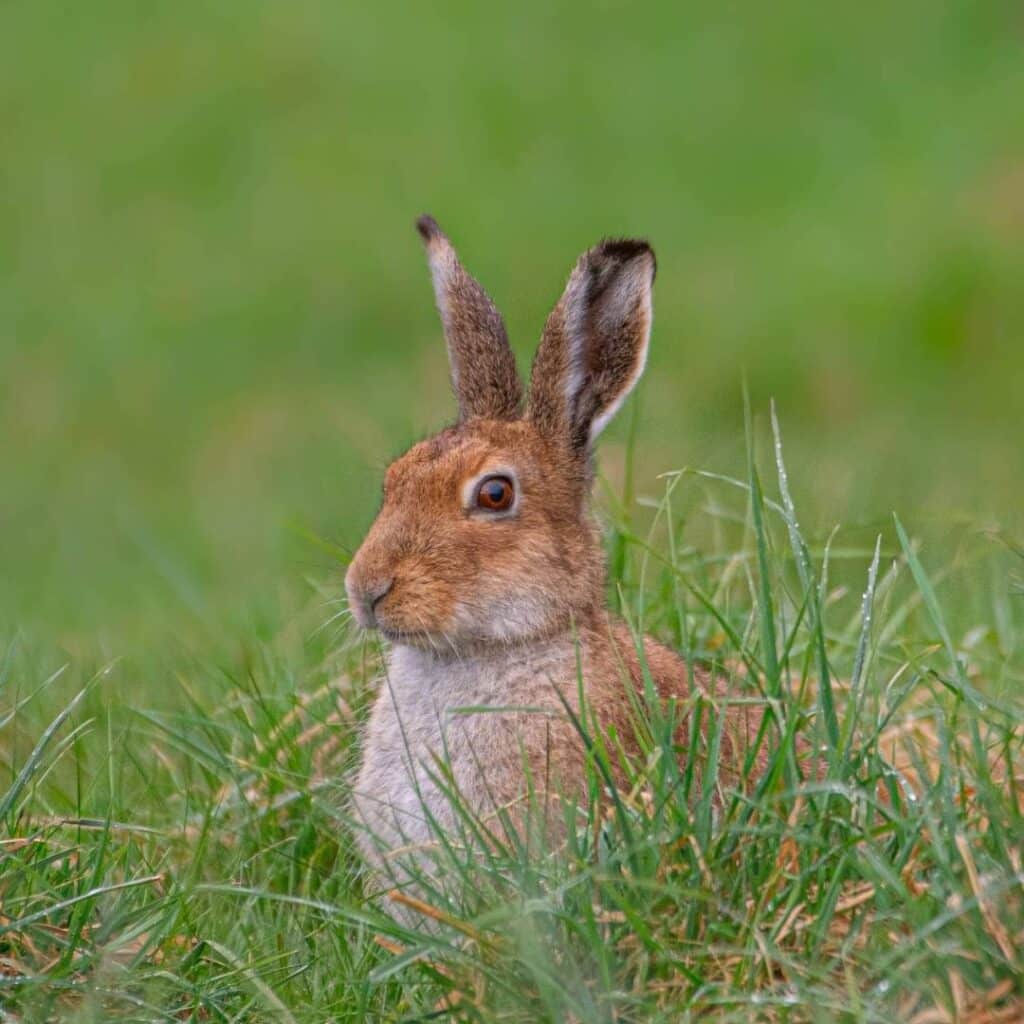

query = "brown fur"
[[346, 218, 767, 886]]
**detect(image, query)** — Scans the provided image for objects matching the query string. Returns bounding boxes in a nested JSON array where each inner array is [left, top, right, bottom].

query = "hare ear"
[[527, 238, 655, 452], [416, 215, 523, 421]]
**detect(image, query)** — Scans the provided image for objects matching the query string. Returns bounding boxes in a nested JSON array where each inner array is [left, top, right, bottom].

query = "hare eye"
[[474, 475, 515, 512]]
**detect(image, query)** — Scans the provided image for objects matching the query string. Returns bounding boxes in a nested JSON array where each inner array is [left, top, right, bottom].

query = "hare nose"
[[367, 578, 393, 612], [349, 576, 393, 628]]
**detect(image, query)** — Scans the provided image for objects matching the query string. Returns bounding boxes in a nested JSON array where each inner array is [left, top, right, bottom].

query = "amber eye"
[[474, 475, 515, 512]]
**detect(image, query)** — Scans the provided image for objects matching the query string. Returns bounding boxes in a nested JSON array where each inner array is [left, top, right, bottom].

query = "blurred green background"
[[3, 0, 1023, 643]]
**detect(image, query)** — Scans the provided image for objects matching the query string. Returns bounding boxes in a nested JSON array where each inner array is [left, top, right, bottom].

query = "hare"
[[346, 216, 767, 884]]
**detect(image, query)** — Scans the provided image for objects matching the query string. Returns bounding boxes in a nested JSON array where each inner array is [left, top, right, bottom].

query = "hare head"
[[345, 216, 655, 653]]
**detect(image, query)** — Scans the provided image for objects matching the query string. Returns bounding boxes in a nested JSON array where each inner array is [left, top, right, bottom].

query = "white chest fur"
[[353, 639, 579, 871]]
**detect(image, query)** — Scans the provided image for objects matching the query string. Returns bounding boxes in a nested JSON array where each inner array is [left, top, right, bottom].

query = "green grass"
[[2, 418, 1022, 1021]]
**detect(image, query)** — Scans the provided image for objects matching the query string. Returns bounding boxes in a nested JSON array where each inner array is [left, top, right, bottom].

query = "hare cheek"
[[385, 572, 458, 634], [454, 592, 552, 643]]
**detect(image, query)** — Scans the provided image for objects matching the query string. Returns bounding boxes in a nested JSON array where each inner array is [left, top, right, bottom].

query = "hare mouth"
[[378, 627, 415, 642], [378, 626, 440, 647], [378, 625, 477, 657]]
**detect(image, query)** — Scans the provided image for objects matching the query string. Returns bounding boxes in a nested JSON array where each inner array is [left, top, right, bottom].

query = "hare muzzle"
[[344, 568, 393, 629]]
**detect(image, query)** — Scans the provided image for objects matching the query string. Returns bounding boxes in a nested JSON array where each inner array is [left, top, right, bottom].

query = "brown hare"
[[346, 216, 767, 885]]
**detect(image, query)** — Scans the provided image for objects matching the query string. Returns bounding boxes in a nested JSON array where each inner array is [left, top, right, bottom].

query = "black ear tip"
[[416, 214, 444, 244], [595, 237, 657, 280]]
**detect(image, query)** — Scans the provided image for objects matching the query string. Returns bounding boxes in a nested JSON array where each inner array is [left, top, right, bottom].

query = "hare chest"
[[353, 641, 582, 869]]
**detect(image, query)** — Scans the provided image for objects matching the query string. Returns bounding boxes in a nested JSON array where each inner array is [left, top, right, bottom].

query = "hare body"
[[347, 217, 766, 884], [354, 622, 716, 870], [354, 634, 581, 861]]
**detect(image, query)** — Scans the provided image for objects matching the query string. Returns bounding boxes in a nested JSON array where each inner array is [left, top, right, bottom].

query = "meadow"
[[2, 1, 1023, 1020]]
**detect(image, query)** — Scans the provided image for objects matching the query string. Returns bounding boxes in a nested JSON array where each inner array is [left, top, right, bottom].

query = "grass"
[[2, 416, 1022, 1022]]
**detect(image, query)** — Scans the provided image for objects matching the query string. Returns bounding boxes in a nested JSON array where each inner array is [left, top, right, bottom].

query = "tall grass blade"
[[770, 402, 839, 752], [893, 515, 1012, 716], [841, 534, 883, 758], [0, 680, 91, 821], [745, 389, 780, 697]]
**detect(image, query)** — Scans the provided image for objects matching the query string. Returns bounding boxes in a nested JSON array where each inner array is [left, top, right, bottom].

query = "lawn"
[[2, 1, 1023, 1020]]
